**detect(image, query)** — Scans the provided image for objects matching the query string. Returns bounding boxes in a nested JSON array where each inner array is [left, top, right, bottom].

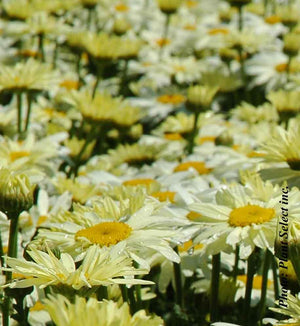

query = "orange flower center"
[[157, 94, 186, 105], [174, 161, 212, 174]]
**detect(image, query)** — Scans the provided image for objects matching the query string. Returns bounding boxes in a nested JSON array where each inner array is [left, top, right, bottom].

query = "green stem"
[[76, 53, 82, 89], [187, 109, 201, 154], [0, 229, 5, 272], [3, 212, 20, 326], [70, 124, 98, 177], [38, 34, 45, 62], [258, 249, 272, 323], [233, 245, 240, 282], [128, 286, 137, 314], [210, 253, 221, 323], [263, 0, 269, 17], [16, 92, 23, 137], [238, 6, 243, 31], [271, 256, 280, 300], [24, 92, 33, 133], [173, 246, 184, 308], [92, 62, 104, 99], [52, 40, 59, 69], [243, 251, 256, 326], [120, 284, 128, 303], [87, 8, 93, 30], [119, 59, 129, 96]]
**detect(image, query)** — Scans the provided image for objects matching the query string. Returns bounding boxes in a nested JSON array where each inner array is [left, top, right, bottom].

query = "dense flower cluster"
[[1, 0, 300, 326]]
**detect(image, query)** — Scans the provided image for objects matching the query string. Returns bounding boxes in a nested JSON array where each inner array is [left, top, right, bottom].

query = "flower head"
[[0, 59, 60, 93], [44, 295, 163, 326], [0, 168, 36, 214]]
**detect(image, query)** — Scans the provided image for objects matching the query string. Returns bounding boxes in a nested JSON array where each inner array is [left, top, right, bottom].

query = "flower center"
[[157, 94, 186, 105], [30, 301, 45, 312], [197, 136, 216, 144], [183, 24, 197, 30], [228, 205, 275, 227], [10, 151, 30, 162], [174, 161, 212, 174], [156, 38, 171, 47], [178, 240, 203, 252], [237, 275, 273, 289], [185, 0, 198, 8], [75, 222, 132, 247], [208, 27, 229, 35], [287, 158, 300, 171], [122, 178, 155, 186], [60, 80, 79, 90], [186, 211, 202, 221], [152, 191, 176, 203], [265, 15, 281, 24], [18, 49, 40, 58], [275, 63, 288, 73], [115, 3, 129, 12], [164, 133, 183, 141]]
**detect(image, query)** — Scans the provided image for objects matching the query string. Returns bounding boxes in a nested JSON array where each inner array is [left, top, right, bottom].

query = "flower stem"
[[0, 229, 5, 272], [210, 253, 221, 323], [76, 53, 82, 89], [119, 59, 129, 96], [120, 284, 129, 303], [16, 92, 23, 138], [258, 249, 272, 323], [92, 61, 104, 99], [173, 246, 184, 308], [271, 255, 280, 300], [233, 245, 240, 282], [38, 34, 45, 62], [243, 250, 256, 326], [3, 211, 20, 326], [187, 110, 200, 154], [24, 92, 33, 133], [238, 6, 243, 31], [128, 286, 137, 314], [52, 40, 59, 69]]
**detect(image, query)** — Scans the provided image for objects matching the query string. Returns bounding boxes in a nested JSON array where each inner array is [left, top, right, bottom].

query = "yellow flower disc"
[[186, 211, 202, 221], [157, 94, 186, 105], [75, 222, 132, 247], [237, 275, 273, 289], [152, 191, 176, 203], [123, 178, 155, 186], [30, 301, 45, 312], [265, 15, 281, 24], [174, 161, 212, 174], [164, 133, 183, 141], [228, 205, 275, 227], [275, 63, 288, 73]]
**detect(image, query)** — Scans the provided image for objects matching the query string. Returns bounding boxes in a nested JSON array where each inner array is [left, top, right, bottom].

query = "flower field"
[[1, 0, 300, 325]]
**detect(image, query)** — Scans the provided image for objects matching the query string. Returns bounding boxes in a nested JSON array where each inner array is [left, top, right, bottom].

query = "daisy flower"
[[188, 181, 283, 259], [0, 59, 60, 93], [246, 51, 292, 91], [33, 194, 185, 266], [43, 294, 163, 326], [3, 244, 152, 291], [258, 119, 300, 185], [0, 133, 67, 175]]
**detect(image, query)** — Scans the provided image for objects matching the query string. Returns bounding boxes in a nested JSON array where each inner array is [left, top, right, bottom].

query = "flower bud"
[[0, 168, 36, 216]]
